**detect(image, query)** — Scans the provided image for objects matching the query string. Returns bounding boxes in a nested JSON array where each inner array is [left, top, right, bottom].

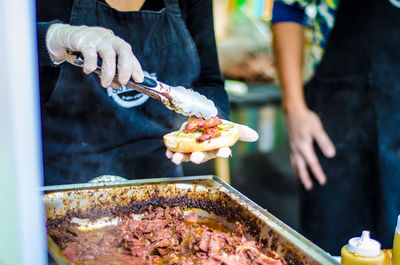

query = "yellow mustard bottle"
[[393, 215, 400, 265], [341, 231, 385, 265]]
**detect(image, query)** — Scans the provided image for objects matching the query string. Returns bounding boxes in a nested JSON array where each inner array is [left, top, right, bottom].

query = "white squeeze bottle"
[[393, 214, 400, 265], [341, 231, 385, 265]]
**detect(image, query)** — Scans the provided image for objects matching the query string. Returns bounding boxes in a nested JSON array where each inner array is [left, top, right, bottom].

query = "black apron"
[[303, 0, 400, 254], [42, 0, 200, 185]]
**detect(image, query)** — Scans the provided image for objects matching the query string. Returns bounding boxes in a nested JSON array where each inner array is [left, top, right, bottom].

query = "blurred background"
[[183, 0, 301, 230]]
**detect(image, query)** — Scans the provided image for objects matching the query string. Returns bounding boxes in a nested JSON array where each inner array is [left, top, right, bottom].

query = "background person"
[[272, 0, 400, 254]]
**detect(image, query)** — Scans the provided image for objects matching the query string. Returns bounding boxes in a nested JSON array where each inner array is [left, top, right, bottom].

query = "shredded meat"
[[204, 116, 223, 128], [197, 127, 221, 143], [48, 206, 285, 265], [184, 210, 199, 223], [185, 116, 206, 132], [184, 116, 223, 143]]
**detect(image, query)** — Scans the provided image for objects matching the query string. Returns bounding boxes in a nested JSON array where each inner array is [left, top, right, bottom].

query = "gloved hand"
[[46, 23, 144, 88], [166, 123, 259, 165]]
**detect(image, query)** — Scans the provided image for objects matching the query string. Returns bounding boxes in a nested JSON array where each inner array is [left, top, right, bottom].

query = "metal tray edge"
[[40, 175, 215, 192]]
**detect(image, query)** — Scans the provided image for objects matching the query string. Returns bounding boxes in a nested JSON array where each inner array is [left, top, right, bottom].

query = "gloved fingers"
[[46, 24, 144, 86], [130, 55, 144, 83], [190, 150, 218, 164], [81, 46, 98, 74], [126, 56, 144, 83], [168, 148, 230, 165], [117, 52, 134, 85], [190, 152, 206, 164], [235, 123, 259, 142], [46, 23, 70, 63], [112, 38, 133, 85], [171, 152, 190, 165], [98, 44, 117, 88], [165, 149, 174, 159], [112, 37, 144, 84], [216, 147, 231, 158]]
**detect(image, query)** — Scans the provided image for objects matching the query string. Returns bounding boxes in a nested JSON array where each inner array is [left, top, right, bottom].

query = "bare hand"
[[166, 123, 258, 165], [286, 108, 336, 190]]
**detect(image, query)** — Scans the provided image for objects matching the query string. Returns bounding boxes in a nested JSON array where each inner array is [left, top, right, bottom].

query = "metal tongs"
[[65, 51, 218, 119]]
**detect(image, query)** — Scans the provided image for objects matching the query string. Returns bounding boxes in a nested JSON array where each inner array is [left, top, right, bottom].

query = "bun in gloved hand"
[[163, 117, 239, 153]]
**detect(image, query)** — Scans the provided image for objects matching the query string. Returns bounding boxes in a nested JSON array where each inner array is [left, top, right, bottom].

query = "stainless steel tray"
[[42, 175, 340, 265]]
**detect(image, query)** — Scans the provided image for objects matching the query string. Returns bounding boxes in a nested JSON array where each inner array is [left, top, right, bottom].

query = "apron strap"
[[163, 0, 181, 15]]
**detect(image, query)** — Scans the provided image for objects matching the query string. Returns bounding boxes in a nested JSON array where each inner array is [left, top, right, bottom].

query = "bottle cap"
[[347, 231, 381, 257], [396, 214, 400, 234]]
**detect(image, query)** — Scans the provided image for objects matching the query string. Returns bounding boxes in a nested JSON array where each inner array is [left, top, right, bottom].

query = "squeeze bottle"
[[341, 231, 385, 265], [393, 214, 400, 265]]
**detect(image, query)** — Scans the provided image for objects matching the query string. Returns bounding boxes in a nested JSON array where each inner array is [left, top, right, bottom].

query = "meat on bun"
[[164, 116, 239, 153]]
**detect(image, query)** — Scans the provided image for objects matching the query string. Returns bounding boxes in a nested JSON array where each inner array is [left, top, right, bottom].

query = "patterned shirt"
[[271, 0, 339, 71]]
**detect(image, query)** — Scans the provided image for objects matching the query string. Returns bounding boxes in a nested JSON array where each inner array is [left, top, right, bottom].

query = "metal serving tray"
[[42, 175, 340, 265]]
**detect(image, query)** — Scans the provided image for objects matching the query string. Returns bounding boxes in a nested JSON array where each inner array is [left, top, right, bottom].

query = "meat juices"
[[184, 116, 223, 143], [48, 206, 285, 265]]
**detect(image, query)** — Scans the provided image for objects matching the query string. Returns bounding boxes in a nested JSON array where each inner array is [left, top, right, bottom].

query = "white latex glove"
[[46, 23, 144, 87], [166, 123, 259, 165], [286, 108, 336, 190]]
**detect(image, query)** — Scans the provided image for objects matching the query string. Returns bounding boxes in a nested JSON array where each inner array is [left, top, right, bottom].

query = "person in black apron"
[[36, 0, 233, 185], [274, 0, 400, 255]]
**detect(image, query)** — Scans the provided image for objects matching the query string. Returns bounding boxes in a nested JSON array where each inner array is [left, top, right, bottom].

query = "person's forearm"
[[272, 22, 306, 114]]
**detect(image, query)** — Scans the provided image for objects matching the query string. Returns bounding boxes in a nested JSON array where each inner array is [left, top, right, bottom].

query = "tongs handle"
[[65, 50, 218, 118], [66, 50, 157, 88]]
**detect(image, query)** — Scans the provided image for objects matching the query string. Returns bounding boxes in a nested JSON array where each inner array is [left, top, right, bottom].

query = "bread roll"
[[164, 120, 239, 153]]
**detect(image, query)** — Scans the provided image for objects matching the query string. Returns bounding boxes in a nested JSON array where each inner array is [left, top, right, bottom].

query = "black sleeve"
[[36, 0, 73, 67], [183, 0, 230, 120], [36, 0, 73, 104], [37, 20, 65, 104]]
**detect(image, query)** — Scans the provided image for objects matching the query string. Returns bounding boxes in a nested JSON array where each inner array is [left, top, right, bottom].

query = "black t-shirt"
[[36, 0, 229, 119]]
